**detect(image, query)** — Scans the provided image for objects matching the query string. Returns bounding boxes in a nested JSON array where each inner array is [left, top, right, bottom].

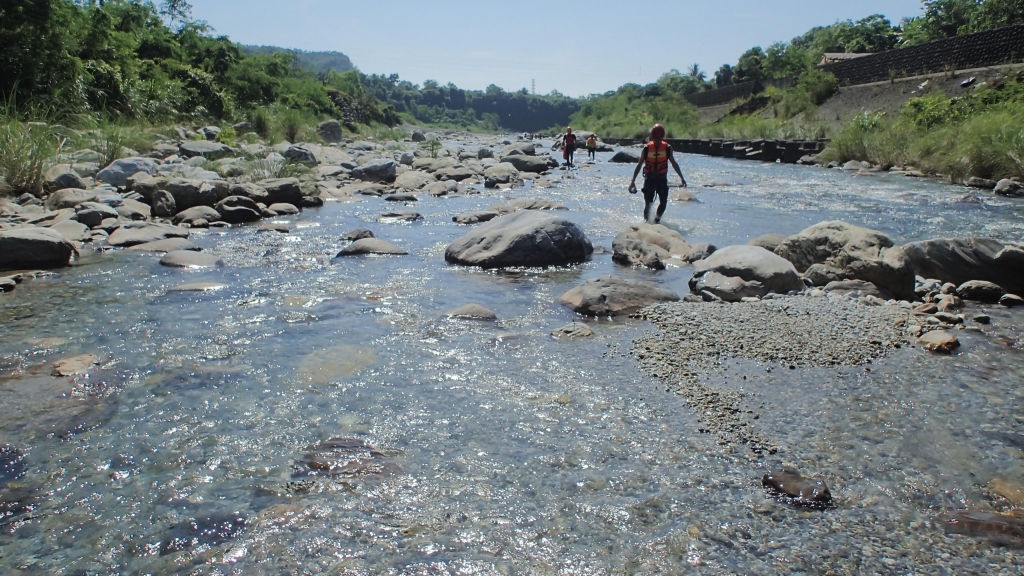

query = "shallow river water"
[[1, 144, 1023, 574]]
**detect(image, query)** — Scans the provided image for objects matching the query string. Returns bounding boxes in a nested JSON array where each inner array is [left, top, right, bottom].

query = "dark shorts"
[[642, 173, 669, 194]]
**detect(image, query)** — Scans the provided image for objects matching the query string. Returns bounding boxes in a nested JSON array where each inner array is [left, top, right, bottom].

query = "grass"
[[0, 121, 67, 197]]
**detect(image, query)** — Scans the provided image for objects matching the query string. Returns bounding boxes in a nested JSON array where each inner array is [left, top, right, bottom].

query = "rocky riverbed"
[[1, 126, 1023, 573]]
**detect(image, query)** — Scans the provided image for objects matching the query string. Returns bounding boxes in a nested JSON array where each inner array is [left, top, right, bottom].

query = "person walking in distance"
[[586, 133, 598, 160], [628, 124, 687, 224], [563, 126, 577, 168]]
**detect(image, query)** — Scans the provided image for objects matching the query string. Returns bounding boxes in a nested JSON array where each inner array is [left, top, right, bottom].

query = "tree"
[[686, 63, 706, 81], [159, 0, 191, 30], [714, 64, 734, 87], [900, 0, 980, 46], [967, 0, 1024, 32], [734, 47, 766, 83]]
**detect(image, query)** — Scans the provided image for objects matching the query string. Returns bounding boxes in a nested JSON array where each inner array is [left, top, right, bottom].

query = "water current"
[[1, 144, 1023, 574]]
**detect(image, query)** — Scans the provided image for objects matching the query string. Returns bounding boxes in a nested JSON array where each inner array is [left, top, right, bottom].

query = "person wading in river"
[[563, 126, 577, 168], [586, 133, 598, 160], [628, 124, 687, 224]]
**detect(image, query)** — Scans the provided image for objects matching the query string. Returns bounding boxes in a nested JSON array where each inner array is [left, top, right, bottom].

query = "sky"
[[188, 0, 926, 97]]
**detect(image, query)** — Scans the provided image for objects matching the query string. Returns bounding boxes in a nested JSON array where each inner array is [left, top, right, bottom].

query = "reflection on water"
[[0, 147, 1022, 573]]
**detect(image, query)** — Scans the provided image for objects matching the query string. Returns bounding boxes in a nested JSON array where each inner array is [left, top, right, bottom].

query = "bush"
[[0, 122, 67, 196]]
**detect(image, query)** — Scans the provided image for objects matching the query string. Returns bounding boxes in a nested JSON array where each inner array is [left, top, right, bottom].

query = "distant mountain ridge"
[[241, 45, 355, 73]]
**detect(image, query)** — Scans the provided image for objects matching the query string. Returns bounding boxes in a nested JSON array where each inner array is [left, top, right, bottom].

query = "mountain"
[[241, 45, 355, 74]]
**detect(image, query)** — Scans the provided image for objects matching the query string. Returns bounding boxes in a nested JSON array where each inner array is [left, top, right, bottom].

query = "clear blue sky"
[[189, 0, 926, 97]]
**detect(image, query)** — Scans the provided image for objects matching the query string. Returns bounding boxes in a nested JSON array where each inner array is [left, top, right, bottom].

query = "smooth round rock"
[[444, 304, 497, 320], [918, 330, 960, 353], [159, 250, 224, 268], [336, 238, 408, 256]]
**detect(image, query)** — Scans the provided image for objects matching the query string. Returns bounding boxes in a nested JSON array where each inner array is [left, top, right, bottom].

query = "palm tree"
[[686, 63, 707, 82]]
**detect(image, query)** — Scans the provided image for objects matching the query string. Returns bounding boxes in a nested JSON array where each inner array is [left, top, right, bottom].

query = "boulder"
[[994, 179, 1024, 196], [318, 119, 343, 143], [152, 189, 177, 218], [1000, 294, 1023, 307], [500, 142, 536, 157], [178, 140, 232, 160], [229, 182, 270, 203], [918, 330, 960, 353], [411, 130, 426, 142], [126, 238, 199, 252], [45, 188, 100, 211], [384, 194, 417, 202], [484, 162, 520, 188], [501, 154, 557, 174], [804, 263, 846, 286], [774, 220, 914, 299], [684, 242, 716, 262], [268, 203, 299, 215], [155, 178, 216, 210], [559, 275, 679, 316], [477, 147, 495, 160], [0, 228, 78, 268], [300, 196, 325, 208], [394, 170, 434, 190], [692, 271, 766, 302], [378, 210, 422, 222], [256, 178, 303, 205], [215, 196, 262, 224], [117, 198, 151, 221], [258, 223, 290, 233], [690, 245, 804, 296], [609, 150, 640, 163], [444, 304, 496, 320], [159, 250, 224, 268], [351, 160, 398, 183], [965, 176, 997, 190], [74, 202, 119, 228], [399, 152, 415, 166], [50, 220, 92, 242], [957, 280, 1004, 302], [45, 166, 86, 192], [435, 166, 476, 181], [893, 238, 1024, 295], [0, 277, 15, 292], [107, 222, 189, 247], [445, 210, 593, 268], [342, 228, 374, 241], [823, 279, 893, 300], [284, 144, 318, 166], [551, 323, 595, 339], [747, 233, 788, 252], [96, 157, 158, 187], [491, 198, 567, 213], [200, 125, 221, 140], [336, 238, 408, 256], [173, 205, 221, 226], [842, 160, 871, 171], [453, 211, 500, 224], [612, 223, 691, 270], [762, 470, 831, 508]]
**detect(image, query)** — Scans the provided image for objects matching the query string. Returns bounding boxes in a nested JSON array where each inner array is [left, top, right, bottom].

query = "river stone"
[[258, 223, 290, 233], [444, 304, 497, 320], [436, 166, 476, 182], [501, 154, 556, 174], [395, 171, 434, 190], [384, 194, 418, 202], [336, 238, 408, 256], [51, 354, 99, 377], [560, 275, 679, 316], [342, 228, 374, 241], [297, 437, 389, 477], [747, 233, 788, 252], [484, 162, 520, 188], [152, 189, 177, 217], [178, 140, 232, 160], [824, 279, 893, 300], [936, 510, 1024, 543], [298, 345, 376, 384], [45, 188, 100, 211], [691, 245, 804, 296], [918, 330, 960, 353], [965, 176, 997, 189], [684, 242, 716, 262], [1000, 294, 1023, 307], [804, 263, 846, 286], [378, 210, 422, 222], [318, 120, 343, 143], [775, 220, 914, 300], [45, 167, 87, 192], [933, 311, 963, 324], [762, 470, 832, 508], [994, 179, 1024, 196], [445, 210, 593, 268], [0, 277, 15, 292], [283, 144, 318, 166], [453, 211, 500, 224], [127, 238, 199, 252], [268, 203, 299, 215], [0, 228, 78, 268], [73, 202, 119, 228], [491, 198, 567, 214], [893, 238, 1024, 295], [166, 178, 218, 209], [229, 182, 269, 203], [108, 222, 189, 247], [552, 323, 595, 339], [257, 178, 303, 205], [351, 160, 398, 183], [173, 206, 221, 226], [500, 143, 536, 157], [612, 223, 691, 270], [693, 271, 766, 302], [96, 157, 158, 187], [50, 220, 92, 242], [160, 250, 224, 268], [215, 196, 262, 224], [609, 150, 640, 163], [300, 196, 325, 208], [478, 147, 495, 159], [956, 280, 1005, 302], [169, 282, 227, 292]]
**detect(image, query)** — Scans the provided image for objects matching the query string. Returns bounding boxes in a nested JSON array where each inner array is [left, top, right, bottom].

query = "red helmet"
[[651, 124, 666, 139]]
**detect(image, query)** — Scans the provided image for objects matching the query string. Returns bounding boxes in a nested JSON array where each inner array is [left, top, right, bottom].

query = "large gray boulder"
[[178, 140, 232, 160], [50, 220, 92, 242], [318, 120, 343, 143], [257, 178, 303, 205], [152, 190, 177, 218], [173, 205, 221, 225], [893, 238, 1024, 294], [994, 179, 1023, 197], [107, 222, 189, 247], [215, 196, 262, 224], [96, 157, 158, 187], [74, 202, 119, 228], [747, 233, 788, 252], [690, 245, 804, 297], [283, 143, 349, 166], [484, 162, 520, 188], [117, 198, 151, 221], [774, 220, 914, 300], [692, 271, 767, 302], [45, 188, 102, 211], [229, 182, 270, 203], [560, 275, 679, 316], [500, 142, 536, 157], [612, 223, 691, 270], [501, 154, 557, 174], [166, 178, 218, 209], [160, 250, 224, 268], [445, 210, 593, 268], [336, 238, 408, 256], [609, 150, 640, 163], [351, 160, 398, 183], [45, 166, 87, 192], [394, 171, 434, 190], [0, 228, 78, 268]]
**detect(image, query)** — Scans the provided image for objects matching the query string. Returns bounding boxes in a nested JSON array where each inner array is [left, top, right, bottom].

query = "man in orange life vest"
[[627, 124, 687, 224]]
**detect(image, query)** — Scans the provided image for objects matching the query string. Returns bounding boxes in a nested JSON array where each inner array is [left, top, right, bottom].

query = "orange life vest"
[[644, 140, 669, 175], [586, 135, 597, 148]]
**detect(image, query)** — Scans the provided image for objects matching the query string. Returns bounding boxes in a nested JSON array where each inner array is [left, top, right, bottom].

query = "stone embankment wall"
[[603, 138, 828, 163]]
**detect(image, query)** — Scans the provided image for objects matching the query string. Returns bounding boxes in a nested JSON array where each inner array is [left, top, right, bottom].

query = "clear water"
[[1, 147, 1023, 574]]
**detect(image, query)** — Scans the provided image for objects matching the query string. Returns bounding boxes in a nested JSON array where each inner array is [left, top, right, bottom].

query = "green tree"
[[900, 0, 980, 46], [734, 47, 766, 83], [967, 0, 1024, 32]]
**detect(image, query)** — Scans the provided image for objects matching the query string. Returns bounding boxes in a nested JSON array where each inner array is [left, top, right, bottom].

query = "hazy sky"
[[189, 0, 926, 97]]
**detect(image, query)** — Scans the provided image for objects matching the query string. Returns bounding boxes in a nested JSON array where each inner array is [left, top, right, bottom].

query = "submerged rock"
[[445, 210, 592, 268], [159, 250, 224, 268], [551, 323, 595, 339], [336, 238, 407, 256], [108, 222, 189, 247], [378, 210, 423, 222], [918, 330, 960, 353], [762, 470, 832, 508], [560, 275, 679, 316], [51, 354, 100, 377], [936, 511, 1024, 545], [444, 304, 497, 320], [341, 228, 374, 241], [159, 512, 247, 556], [295, 437, 390, 478], [127, 238, 199, 253]]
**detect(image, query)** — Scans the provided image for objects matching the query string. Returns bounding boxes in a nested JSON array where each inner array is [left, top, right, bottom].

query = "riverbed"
[[1, 144, 1023, 574]]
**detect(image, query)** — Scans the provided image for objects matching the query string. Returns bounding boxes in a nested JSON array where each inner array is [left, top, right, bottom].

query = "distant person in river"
[[586, 133, 597, 160], [628, 124, 687, 224], [563, 126, 577, 168]]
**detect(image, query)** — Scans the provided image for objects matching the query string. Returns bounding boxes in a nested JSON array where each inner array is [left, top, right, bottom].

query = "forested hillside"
[[241, 46, 354, 74]]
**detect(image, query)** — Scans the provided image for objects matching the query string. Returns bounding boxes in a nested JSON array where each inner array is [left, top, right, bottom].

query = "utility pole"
[[532, 79, 535, 96]]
